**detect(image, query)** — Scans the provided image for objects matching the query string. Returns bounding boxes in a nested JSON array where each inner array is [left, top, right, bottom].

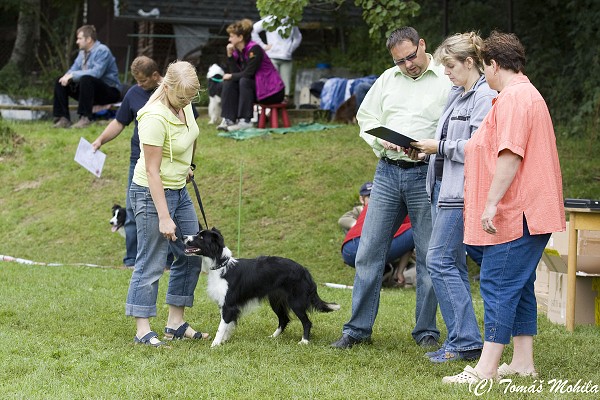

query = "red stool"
[[257, 103, 290, 129]]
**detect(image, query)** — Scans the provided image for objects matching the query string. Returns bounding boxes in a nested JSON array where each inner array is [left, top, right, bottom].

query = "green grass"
[[0, 118, 599, 399]]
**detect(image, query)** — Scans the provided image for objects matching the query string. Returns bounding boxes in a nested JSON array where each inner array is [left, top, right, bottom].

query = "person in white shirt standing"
[[252, 16, 302, 104]]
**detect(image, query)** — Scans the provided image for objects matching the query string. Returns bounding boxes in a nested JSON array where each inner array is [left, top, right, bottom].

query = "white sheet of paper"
[[74, 137, 106, 178]]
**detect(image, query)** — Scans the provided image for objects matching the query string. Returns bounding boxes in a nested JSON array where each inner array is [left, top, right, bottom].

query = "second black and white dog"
[[109, 204, 126, 238], [184, 227, 340, 347], [206, 64, 224, 124]]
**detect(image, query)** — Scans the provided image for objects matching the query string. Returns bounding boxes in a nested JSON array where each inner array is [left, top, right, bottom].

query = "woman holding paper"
[[125, 61, 209, 347], [410, 32, 496, 364]]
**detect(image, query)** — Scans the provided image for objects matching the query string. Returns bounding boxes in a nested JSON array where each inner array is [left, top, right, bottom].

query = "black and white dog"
[[109, 204, 126, 238], [184, 227, 340, 347], [206, 64, 224, 124]]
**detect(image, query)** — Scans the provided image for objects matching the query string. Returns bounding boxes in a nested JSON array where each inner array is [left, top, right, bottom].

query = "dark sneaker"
[[418, 335, 439, 348], [330, 334, 371, 349], [430, 349, 482, 363], [425, 346, 446, 358]]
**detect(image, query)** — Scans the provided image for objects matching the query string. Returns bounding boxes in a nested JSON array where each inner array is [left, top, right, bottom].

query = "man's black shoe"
[[418, 335, 439, 348], [330, 334, 370, 349]]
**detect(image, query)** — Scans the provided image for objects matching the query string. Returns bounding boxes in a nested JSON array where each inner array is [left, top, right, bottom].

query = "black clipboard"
[[365, 126, 419, 149], [564, 198, 600, 209]]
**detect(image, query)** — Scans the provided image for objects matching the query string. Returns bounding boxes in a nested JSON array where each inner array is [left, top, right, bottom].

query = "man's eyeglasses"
[[393, 46, 419, 66]]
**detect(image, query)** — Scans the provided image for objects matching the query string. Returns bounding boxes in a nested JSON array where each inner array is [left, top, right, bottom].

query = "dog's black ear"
[[210, 227, 225, 247]]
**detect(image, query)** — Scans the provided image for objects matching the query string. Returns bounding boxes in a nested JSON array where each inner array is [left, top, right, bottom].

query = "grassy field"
[[0, 117, 599, 399]]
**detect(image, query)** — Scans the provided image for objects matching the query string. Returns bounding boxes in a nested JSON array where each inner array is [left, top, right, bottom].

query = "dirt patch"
[[14, 180, 41, 191]]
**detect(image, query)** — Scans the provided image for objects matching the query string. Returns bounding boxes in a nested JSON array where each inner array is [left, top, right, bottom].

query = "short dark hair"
[[77, 25, 97, 41], [386, 27, 420, 52], [131, 56, 160, 77], [481, 31, 526, 73], [226, 19, 253, 44]]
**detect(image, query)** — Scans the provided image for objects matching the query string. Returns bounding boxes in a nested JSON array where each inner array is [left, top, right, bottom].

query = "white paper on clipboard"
[[74, 137, 106, 178]]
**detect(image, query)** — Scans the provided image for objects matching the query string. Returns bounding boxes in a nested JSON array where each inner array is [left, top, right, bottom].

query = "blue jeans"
[[124, 159, 174, 267], [466, 244, 483, 266], [479, 217, 549, 344], [123, 159, 137, 266], [125, 183, 202, 318], [342, 161, 439, 342], [341, 229, 414, 268], [428, 180, 483, 352]]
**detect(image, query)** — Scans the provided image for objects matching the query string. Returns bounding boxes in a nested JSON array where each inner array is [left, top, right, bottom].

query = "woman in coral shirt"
[[442, 31, 565, 384]]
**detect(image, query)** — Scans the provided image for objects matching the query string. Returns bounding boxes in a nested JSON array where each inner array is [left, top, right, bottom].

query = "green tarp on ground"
[[217, 122, 342, 140]]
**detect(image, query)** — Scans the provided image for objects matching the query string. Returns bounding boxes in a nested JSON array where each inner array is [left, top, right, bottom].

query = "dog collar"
[[211, 257, 229, 270], [210, 77, 223, 83]]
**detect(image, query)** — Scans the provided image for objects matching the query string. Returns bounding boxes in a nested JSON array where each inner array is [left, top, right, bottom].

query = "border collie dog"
[[109, 204, 126, 238], [184, 228, 340, 347], [206, 64, 225, 124]]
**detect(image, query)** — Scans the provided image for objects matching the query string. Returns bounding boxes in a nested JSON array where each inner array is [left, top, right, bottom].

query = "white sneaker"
[[442, 365, 494, 384], [227, 120, 253, 131], [217, 118, 234, 131]]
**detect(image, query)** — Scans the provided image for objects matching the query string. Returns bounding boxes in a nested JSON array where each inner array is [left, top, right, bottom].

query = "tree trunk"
[[7, 0, 41, 75]]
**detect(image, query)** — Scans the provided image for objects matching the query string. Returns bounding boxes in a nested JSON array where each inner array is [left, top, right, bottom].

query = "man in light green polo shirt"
[[332, 26, 452, 350]]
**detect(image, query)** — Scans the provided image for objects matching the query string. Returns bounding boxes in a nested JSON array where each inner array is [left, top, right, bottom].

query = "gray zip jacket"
[[426, 75, 496, 208]]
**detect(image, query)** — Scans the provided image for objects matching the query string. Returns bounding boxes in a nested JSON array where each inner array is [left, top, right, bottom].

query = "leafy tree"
[[0, 0, 40, 85], [0, 0, 82, 97], [257, 0, 420, 40]]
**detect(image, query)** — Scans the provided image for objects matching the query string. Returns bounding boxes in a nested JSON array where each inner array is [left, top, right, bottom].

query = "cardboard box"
[[534, 261, 549, 313], [535, 261, 549, 294], [579, 229, 600, 256], [536, 291, 548, 314], [542, 223, 600, 274], [546, 271, 598, 325]]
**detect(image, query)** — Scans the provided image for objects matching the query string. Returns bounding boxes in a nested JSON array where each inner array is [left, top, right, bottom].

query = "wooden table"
[[566, 207, 600, 331]]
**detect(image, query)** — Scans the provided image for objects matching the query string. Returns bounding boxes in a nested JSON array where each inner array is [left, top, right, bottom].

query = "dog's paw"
[[298, 338, 309, 345], [270, 327, 283, 338], [210, 340, 222, 348]]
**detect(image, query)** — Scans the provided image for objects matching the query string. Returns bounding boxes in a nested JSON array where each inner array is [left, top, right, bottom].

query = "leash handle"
[[190, 176, 209, 230]]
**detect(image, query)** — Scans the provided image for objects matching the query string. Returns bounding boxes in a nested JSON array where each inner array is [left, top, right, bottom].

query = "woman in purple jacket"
[[217, 19, 285, 132]]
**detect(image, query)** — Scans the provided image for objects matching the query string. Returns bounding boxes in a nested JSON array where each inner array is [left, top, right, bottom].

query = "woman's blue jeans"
[[428, 180, 483, 352], [125, 183, 201, 318], [479, 217, 549, 344], [342, 160, 439, 342], [123, 159, 137, 266], [341, 229, 414, 268]]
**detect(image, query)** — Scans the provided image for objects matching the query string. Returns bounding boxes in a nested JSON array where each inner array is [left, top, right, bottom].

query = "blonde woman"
[[411, 32, 496, 363], [125, 61, 209, 347]]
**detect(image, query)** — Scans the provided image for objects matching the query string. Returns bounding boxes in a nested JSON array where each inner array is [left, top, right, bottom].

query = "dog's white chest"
[[206, 271, 228, 307]]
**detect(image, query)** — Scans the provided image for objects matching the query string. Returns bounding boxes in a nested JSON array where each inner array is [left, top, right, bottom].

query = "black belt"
[[381, 157, 426, 169]]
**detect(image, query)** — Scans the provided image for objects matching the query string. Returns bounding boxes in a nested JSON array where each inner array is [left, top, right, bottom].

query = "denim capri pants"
[[125, 182, 201, 318], [479, 217, 550, 344]]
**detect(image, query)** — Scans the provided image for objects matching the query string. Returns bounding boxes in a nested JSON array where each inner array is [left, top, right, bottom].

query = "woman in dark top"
[[217, 18, 285, 132]]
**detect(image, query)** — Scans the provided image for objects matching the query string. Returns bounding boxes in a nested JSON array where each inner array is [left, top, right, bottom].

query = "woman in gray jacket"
[[411, 32, 496, 362]]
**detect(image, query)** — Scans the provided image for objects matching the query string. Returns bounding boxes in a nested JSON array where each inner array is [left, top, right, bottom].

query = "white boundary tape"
[[0, 254, 118, 269]]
